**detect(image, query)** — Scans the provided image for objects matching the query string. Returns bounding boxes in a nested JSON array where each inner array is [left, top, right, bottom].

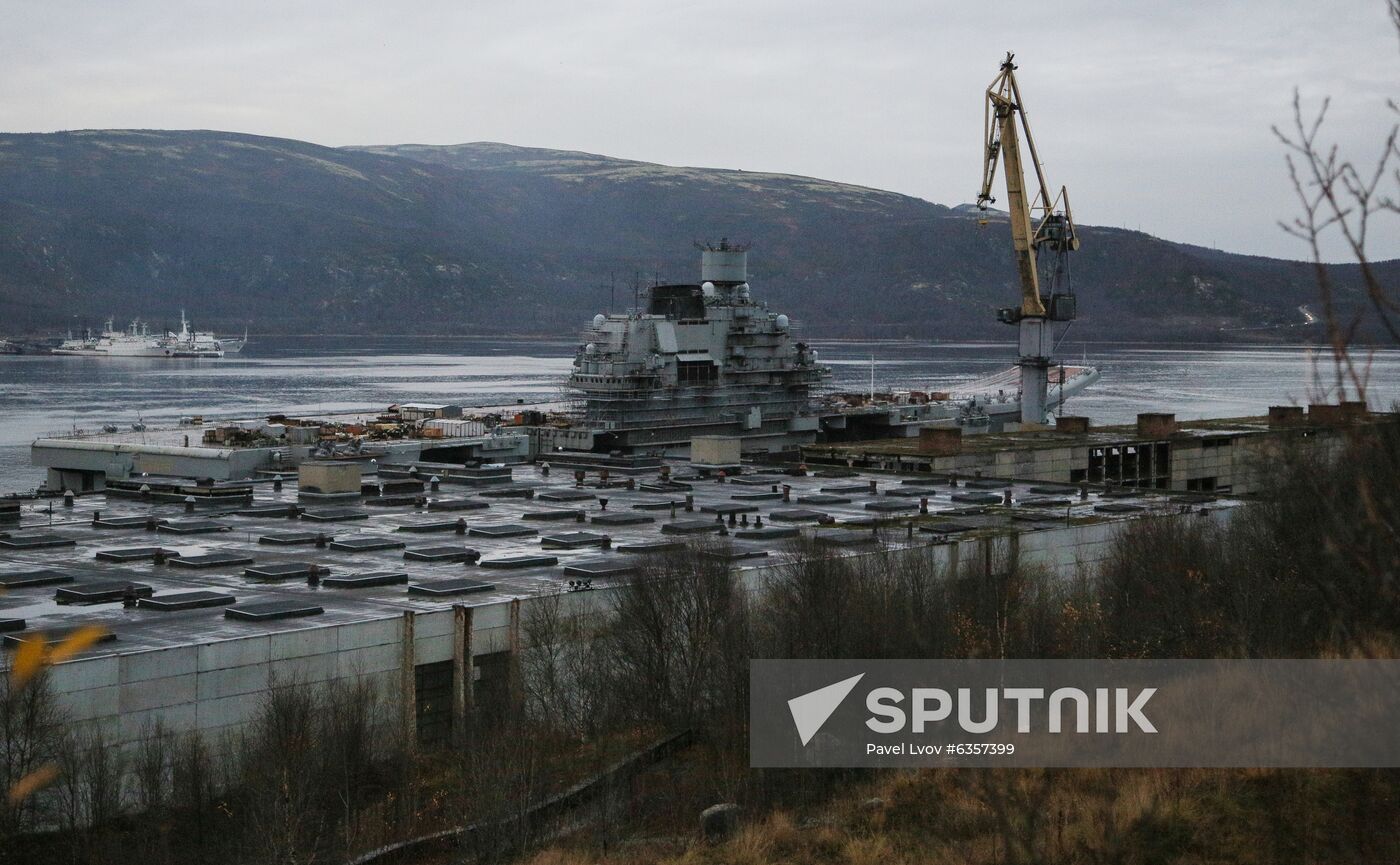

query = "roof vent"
[[225, 600, 324, 622]]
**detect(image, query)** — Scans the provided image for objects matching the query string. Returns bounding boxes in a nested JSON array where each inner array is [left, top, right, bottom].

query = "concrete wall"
[[34, 441, 270, 489], [50, 614, 408, 746], [42, 599, 526, 751], [816, 444, 1089, 485], [1169, 432, 1346, 494]]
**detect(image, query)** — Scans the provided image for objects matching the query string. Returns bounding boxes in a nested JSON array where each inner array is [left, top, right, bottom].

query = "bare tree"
[[1265, 0, 1400, 654], [169, 728, 218, 858], [134, 718, 174, 816], [0, 669, 67, 846], [604, 544, 750, 732], [318, 677, 386, 858], [233, 681, 328, 865], [47, 724, 126, 863], [521, 591, 608, 741], [1274, 0, 1400, 399]]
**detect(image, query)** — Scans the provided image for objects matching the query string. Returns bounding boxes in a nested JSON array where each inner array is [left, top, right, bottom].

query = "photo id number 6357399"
[[945, 743, 1016, 756]]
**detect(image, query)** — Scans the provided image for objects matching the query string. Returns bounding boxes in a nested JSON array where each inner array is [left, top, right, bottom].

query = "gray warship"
[[567, 240, 830, 453], [559, 241, 1099, 457]]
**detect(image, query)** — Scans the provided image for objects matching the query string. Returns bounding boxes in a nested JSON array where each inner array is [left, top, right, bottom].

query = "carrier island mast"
[[976, 53, 1080, 425]]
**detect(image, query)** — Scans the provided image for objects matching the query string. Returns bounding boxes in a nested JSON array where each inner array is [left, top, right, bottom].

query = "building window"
[[677, 360, 718, 385]]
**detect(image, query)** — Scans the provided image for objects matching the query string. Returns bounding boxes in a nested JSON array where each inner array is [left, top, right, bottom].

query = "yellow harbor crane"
[[976, 52, 1080, 423]]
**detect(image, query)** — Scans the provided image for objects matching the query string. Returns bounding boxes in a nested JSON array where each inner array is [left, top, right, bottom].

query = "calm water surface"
[[2, 336, 1396, 493]]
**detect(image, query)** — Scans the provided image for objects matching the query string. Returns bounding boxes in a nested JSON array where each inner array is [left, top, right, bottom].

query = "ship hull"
[[51, 346, 168, 358], [538, 364, 1101, 457]]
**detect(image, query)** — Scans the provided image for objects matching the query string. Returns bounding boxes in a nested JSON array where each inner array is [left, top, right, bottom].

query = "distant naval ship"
[[52, 311, 246, 358]]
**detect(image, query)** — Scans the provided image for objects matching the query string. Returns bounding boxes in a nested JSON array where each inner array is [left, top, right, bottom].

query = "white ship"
[[51, 312, 245, 358], [53, 319, 167, 357], [163, 311, 246, 357]]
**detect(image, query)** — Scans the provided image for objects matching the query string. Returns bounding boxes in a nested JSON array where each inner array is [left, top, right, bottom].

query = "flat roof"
[[1, 461, 1234, 660]]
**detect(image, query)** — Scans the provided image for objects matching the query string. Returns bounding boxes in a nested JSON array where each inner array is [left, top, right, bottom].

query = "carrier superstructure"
[[567, 240, 830, 452]]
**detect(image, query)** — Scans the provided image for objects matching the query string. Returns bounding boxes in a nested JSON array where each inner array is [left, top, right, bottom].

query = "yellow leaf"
[[9, 633, 46, 688], [7, 764, 59, 805], [47, 625, 107, 666]]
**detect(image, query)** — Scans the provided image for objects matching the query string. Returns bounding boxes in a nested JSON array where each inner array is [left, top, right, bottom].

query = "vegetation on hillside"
[[1, 132, 1390, 339]]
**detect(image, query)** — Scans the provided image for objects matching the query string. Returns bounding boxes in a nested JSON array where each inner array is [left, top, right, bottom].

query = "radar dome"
[[701, 281, 717, 296], [585, 342, 596, 353], [776, 314, 790, 330], [592, 314, 606, 327]]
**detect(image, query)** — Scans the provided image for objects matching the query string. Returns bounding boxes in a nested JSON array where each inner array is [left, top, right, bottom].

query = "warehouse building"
[[1, 455, 1232, 754]]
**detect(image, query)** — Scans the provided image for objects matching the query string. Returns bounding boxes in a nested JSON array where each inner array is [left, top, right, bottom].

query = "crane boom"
[[974, 53, 1082, 425], [977, 53, 1079, 319]]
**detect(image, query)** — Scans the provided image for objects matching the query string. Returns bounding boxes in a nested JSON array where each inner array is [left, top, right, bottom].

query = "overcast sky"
[[3, 1, 1397, 261]]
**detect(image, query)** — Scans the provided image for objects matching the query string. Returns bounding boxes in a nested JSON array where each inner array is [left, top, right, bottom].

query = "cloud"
[[0, 0, 1395, 261]]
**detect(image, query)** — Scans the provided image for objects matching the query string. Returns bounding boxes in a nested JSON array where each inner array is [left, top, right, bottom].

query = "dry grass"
[[520, 850, 597, 865], [840, 835, 901, 865], [513, 764, 1400, 865], [693, 811, 800, 865]]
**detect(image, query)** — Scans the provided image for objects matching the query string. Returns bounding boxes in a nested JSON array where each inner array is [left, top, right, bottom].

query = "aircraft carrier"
[[562, 240, 830, 453], [539, 241, 1099, 457]]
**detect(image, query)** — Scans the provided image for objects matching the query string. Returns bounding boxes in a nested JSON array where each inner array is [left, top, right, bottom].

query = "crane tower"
[[976, 53, 1080, 425]]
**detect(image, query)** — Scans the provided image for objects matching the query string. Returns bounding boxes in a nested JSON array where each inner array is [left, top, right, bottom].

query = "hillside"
[[0, 130, 1387, 340]]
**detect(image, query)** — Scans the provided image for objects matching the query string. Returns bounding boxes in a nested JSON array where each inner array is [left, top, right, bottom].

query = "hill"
[[0, 130, 1387, 340]]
